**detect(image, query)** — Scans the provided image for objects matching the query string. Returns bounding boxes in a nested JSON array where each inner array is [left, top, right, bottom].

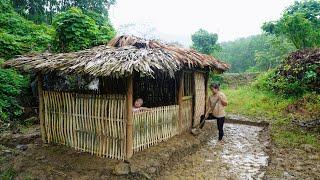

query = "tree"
[[262, 0, 320, 49], [11, 0, 116, 24], [52, 7, 115, 52], [191, 29, 220, 55], [214, 34, 295, 72], [0, 0, 53, 59]]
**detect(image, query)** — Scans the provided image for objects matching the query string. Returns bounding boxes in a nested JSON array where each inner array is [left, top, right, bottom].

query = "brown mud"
[[1, 117, 319, 179], [159, 122, 270, 179]]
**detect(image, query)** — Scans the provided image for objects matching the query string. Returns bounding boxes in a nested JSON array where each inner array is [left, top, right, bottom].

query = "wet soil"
[[159, 123, 270, 179]]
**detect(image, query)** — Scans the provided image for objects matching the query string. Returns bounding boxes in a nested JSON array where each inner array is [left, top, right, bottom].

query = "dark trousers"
[[200, 114, 225, 141]]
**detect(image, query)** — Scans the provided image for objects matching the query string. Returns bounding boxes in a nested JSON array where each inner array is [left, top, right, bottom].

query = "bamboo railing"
[[43, 91, 127, 160], [133, 105, 179, 152]]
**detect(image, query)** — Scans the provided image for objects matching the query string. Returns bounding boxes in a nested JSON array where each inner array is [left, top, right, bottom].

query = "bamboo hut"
[[4, 35, 229, 160]]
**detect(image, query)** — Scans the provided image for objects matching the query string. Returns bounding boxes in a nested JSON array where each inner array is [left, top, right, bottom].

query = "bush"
[[0, 0, 53, 59], [52, 7, 101, 52], [0, 60, 29, 122], [254, 48, 320, 96]]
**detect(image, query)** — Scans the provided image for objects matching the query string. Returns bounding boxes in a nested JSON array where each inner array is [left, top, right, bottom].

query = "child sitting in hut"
[[133, 98, 150, 112]]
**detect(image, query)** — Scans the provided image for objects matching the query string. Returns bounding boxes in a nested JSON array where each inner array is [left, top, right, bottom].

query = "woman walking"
[[200, 83, 228, 142]]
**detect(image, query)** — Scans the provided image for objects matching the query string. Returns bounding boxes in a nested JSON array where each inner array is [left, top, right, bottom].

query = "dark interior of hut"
[[42, 72, 193, 108]]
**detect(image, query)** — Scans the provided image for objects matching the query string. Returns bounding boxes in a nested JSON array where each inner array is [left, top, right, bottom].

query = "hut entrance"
[[132, 73, 179, 152]]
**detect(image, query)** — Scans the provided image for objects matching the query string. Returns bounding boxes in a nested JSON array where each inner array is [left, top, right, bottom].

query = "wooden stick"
[[178, 72, 184, 133], [37, 74, 47, 143], [126, 76, 133, 159]]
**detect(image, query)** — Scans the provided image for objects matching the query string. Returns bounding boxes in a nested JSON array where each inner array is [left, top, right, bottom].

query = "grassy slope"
[[223, 86, 320, 149]]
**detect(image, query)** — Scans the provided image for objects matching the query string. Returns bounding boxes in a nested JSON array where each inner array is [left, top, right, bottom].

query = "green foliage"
[[262, 0, 320, 49], [85, 11, 116, 44], [0, 62, 29, 122], [255, 49, 319, 96], [191, 29, 220, 55], [214, 34, 294, 72], [223, 85, 320, 148], [52, 7, 115, 52], [52, 7, 100, 52], [11, 0, 116, 24], [0, 167, 16, 180], [0, 0, 53, 59]]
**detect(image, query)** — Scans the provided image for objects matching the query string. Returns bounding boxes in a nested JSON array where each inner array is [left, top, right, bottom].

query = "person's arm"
[[140, 107, 150, 111], [219, 93, 228, 106]]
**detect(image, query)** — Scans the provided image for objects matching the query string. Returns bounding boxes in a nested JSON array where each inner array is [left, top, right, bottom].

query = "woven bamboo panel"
[[132, 105, 179, 152], [43, 91, 127, 160], [193, 72, 206, 126], [181, 97, 193, 131]]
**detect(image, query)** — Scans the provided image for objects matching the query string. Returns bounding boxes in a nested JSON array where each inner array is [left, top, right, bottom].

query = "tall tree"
[[11, 0, 116, 24], [262, 0, 320, 49], [191, 29, 220, 55]]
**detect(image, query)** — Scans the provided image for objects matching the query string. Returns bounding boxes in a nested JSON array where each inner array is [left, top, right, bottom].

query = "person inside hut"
[[132, 98, 150, 112], [200, 83, 228, 142]]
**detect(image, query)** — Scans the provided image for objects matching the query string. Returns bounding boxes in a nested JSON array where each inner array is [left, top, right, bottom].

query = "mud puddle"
[[160, 123, 269, 179]]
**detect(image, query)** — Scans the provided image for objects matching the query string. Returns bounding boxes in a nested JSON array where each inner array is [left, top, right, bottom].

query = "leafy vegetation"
[[254, 48, 319, 96], [191, 29, 220, 55], [11, 0, 116, 24], [223, 84, 320, 148], [52, 7, 115, 52], [262, 0, 320, 49], [0, 60, 29, 122], [0, 0, 53, 59], [214, 34, 295, 73]]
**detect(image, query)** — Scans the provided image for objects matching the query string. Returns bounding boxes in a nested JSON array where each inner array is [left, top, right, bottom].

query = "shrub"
[[0, 60, 29, 122], [52, 7, 100, 52], [0, 1, 53, 59], [254, 48, 320, 96]]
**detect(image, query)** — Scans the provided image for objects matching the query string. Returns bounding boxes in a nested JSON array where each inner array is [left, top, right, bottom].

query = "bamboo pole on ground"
[[37, 74, 47, 143], [178, 72, 184, 133], [126, 75, 133, 159]]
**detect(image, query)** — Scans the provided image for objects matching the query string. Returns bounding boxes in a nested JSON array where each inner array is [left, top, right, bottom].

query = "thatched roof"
[[4, 35, 229, 78]]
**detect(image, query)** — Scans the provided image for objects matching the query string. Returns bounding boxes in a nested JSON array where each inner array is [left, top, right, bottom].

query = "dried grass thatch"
[[4, 35, 229, 78], [109, 35, 230, 71]]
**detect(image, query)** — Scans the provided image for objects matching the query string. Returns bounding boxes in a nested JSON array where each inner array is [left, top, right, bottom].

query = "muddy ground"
[[1, 117, 319, 179]]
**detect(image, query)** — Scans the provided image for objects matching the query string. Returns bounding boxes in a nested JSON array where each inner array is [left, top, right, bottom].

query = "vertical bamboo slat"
[[37, 74, 47, 142], [126, 76, 133, 159], [43, 90, 126, 160], [132, 105, 179, 153]]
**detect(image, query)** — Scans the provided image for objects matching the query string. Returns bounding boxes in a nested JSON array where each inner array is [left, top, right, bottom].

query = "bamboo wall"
[[132, 105, 179, 152], [193, 72, 206, 126], [43, 91, 127, 160]]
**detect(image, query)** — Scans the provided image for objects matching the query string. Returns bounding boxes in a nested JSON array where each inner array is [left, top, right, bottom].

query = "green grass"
[[222, 85, 320, 149]]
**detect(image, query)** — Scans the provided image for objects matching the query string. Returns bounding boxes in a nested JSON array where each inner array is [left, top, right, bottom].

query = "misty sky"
[[109, 0, 296, 46]]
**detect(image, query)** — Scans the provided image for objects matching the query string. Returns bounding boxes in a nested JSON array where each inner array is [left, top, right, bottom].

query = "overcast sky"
[[109, 0, 296, 46]]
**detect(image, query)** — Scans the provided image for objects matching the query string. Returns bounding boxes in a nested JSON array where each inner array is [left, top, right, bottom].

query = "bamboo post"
[[37, 74, 47, 143], [126, 75, 133, 159], [178, 72, 184, 133]]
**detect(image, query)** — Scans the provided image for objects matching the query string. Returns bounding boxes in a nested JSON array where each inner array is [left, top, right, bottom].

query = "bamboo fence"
[[193, 72, 206, 125], [132, 105, 179, 152], [43, 91, 127, 160]]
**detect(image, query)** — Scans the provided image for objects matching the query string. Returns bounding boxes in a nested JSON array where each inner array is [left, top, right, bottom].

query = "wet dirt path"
[[160, 123, 269, 179]]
